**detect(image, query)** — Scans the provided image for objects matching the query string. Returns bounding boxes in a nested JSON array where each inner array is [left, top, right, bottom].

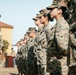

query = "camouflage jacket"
[[46, 17, 69, 58], [43, 22, 53, 43], [34, 26, 47, 65], [55, 17, 69, 56], [27, 38, 35, 65], [43, 22, 55, 58], [21, 44, 28, 60], [15, 46, 23, 64]]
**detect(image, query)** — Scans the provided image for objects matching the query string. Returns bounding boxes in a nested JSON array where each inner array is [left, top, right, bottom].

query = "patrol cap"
[[33, 14, 40, 21], [20, 39, 24, 41], [24, 32, 29, 36], [37, 9, 50, 18], [17, 41, 20, 43], [47, 0, 67, 10], [27, 27, 37, 33], [39, 9, 50, 14], [36, 13, 43, 18], [23, 36, 27, 40], [15, 40, 21, 45], [23, 37, 26, 41]]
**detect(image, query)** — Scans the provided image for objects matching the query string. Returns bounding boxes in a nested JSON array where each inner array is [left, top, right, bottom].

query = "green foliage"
[[2, 40, 9, 52]]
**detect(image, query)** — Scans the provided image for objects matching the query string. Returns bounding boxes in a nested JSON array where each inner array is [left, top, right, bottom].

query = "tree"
[[2, 40, 9, 52]]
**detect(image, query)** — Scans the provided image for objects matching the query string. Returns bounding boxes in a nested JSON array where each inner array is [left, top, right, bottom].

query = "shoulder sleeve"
[[56, 21, 69, 52]]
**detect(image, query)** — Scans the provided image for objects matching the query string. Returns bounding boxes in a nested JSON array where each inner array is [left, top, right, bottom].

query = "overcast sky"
[[0, 0, 56, 45]]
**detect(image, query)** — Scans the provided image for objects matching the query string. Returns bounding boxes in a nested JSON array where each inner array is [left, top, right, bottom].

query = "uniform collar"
[[57, 17, 64, 25], [44, 22, 50, 27], [38, 26, 43, 32]]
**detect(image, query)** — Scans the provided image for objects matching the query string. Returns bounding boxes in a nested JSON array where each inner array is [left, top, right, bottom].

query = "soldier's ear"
[[58, 8, 62, 14]]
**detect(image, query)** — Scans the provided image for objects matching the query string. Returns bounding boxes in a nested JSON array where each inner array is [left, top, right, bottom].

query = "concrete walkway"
[[0, 66, 18, 75]]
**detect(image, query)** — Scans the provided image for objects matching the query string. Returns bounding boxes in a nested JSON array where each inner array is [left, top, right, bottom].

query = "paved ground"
[[0, 66, 18, 75]]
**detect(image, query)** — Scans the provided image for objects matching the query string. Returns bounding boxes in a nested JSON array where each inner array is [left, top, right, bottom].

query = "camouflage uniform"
[[57, 0, 76, 74], [27, 38, 35, 75], [34, 26, 47, 75], [21, 44, 28, 75], [26, 27, 37, 75], [37, 9, 59, 75], [33, 14, 48, 75], [43, 23, 55, 74], [55, 17, 69, 75], [15, 45, 23, 75], [15, 45, 21, 63], [47, 0, 70, 75], [19, 45, 26, 74], [45, 17, 69, 75], [15, 39, 27, 75]]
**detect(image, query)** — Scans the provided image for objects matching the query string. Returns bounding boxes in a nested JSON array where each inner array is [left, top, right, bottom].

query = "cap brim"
[[33, 18, 38, 20], [24, 32, 29, 36], [27, 30, 35, 33], [36, 14, 43, 18]]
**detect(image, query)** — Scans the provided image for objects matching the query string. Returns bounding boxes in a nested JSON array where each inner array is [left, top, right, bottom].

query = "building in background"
[[0, 21, 13, 53], [0, 29, 2, 49]]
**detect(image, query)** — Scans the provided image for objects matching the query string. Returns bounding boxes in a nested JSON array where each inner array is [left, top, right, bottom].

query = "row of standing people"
[[15, 0, 76, 75]]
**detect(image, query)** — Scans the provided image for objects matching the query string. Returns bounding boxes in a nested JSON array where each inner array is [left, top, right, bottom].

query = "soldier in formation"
[[33, 15, 43, 75], [15, 33, 29, 75], [47, 0, 69, 75], [26, 27, 37, 75], [15, 40, 22, 75], [33, 14, 47, 75]]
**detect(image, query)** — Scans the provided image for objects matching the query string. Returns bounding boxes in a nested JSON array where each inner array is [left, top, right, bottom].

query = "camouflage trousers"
[[58, 57, 68, 75], [37, 64, 47, 75], [71, 47, 76, 64], [47, 56, 61, 75], [68, 47, 76, 75], [17, 61, 27, 75], [27, 63, 38, 75]]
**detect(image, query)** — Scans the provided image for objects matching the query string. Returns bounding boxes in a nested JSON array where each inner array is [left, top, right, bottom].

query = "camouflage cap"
[[23, 37, 26, 41], [36, 13, 43, 18], [20, 39, 24, 41], [27, 27, 37, 33], [23, 36, 27, 40], [47, 0, 58, 9], [16, 40, 21, 45], [24, 32, 29, 36], [33, 14, 40, 20], [47, 0, 67, 10], [37, 9, 50, 18]]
